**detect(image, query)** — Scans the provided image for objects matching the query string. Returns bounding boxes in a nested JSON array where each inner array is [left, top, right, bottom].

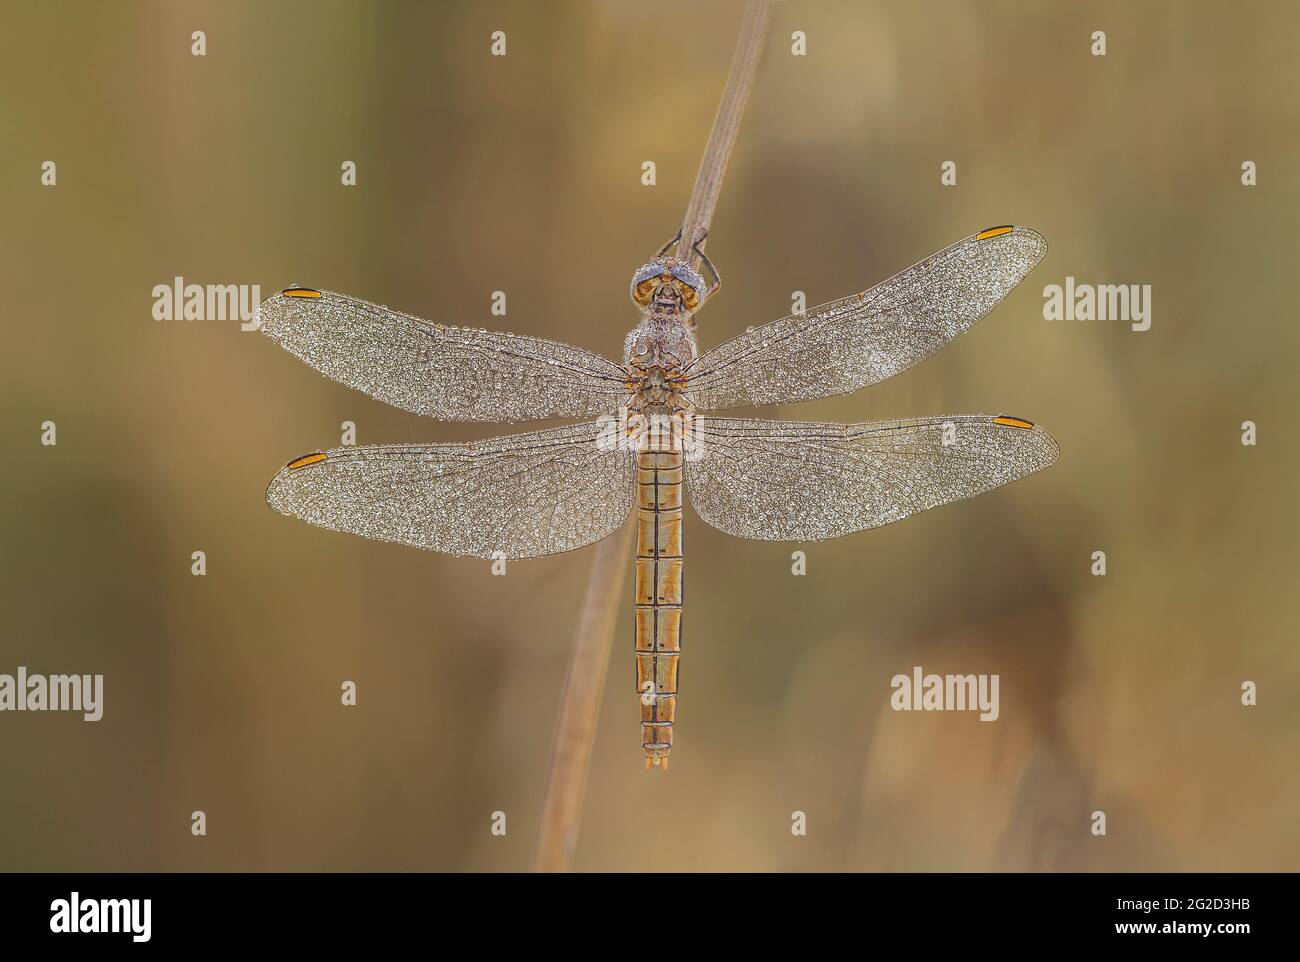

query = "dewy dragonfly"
[[258, 224, 1057, 770]]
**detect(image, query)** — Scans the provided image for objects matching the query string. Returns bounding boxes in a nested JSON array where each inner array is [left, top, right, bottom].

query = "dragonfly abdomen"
[[634, 449, 683, 771]]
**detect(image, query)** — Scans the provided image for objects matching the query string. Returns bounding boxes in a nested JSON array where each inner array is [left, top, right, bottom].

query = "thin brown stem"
[[678, 0, 773, 268], [532, 0, 773, 873], [531, 517, 633, 873]]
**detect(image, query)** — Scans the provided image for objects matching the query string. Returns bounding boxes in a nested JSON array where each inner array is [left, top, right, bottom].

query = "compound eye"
[[668, 265, 705, 309], [633, 278, 658, 306]]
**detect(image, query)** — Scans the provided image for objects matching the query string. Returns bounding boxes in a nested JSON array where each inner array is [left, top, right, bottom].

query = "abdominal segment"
[[634, 448, 683, 770]]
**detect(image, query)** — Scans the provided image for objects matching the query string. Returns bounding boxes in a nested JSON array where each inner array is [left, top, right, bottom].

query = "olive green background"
[[2, 0, 1297, 871]]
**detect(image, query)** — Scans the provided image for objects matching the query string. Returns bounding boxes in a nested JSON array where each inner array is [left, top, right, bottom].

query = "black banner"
[[0, 872, 1279, 947]]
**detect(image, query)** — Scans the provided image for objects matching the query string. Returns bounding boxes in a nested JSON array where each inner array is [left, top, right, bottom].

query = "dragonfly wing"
[[267, 420, 634, 559], [685, 226, 1046, 411], [684, 414, 1057, 541], [258, 289, 629, 422]]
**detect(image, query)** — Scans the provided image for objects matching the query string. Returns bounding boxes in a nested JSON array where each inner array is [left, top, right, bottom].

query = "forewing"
[[685, 414, 1057, 541], [266, 420, 634, 559], [257, 288, 629, 422], [685, 226, 1046, 411]]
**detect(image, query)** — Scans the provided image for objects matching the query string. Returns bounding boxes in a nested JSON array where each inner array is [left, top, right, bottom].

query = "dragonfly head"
[[630, 257, 707, 315]]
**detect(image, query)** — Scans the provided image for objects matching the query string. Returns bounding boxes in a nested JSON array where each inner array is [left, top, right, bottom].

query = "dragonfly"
[[258, 224, 1058, 771]]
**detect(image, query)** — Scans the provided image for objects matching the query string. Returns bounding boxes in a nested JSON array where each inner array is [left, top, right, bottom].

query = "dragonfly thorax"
[[624, 312, 697, 421], [623, 300, 699, 366], [631, 366, 679, 408], [624, 316, 695, 444]]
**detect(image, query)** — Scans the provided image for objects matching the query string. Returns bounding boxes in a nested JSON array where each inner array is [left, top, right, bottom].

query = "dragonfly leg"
[[654, 229, 683, 260], [690, 233, 723, 306]]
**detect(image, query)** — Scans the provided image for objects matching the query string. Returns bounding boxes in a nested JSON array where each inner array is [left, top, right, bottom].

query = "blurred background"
[[1, 0, 1298, 871]]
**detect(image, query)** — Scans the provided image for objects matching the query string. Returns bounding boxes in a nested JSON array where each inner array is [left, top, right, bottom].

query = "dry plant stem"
[[532, 0, 773, 873], [678, 0, 773, 269], [531, 518, 634, 873]]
